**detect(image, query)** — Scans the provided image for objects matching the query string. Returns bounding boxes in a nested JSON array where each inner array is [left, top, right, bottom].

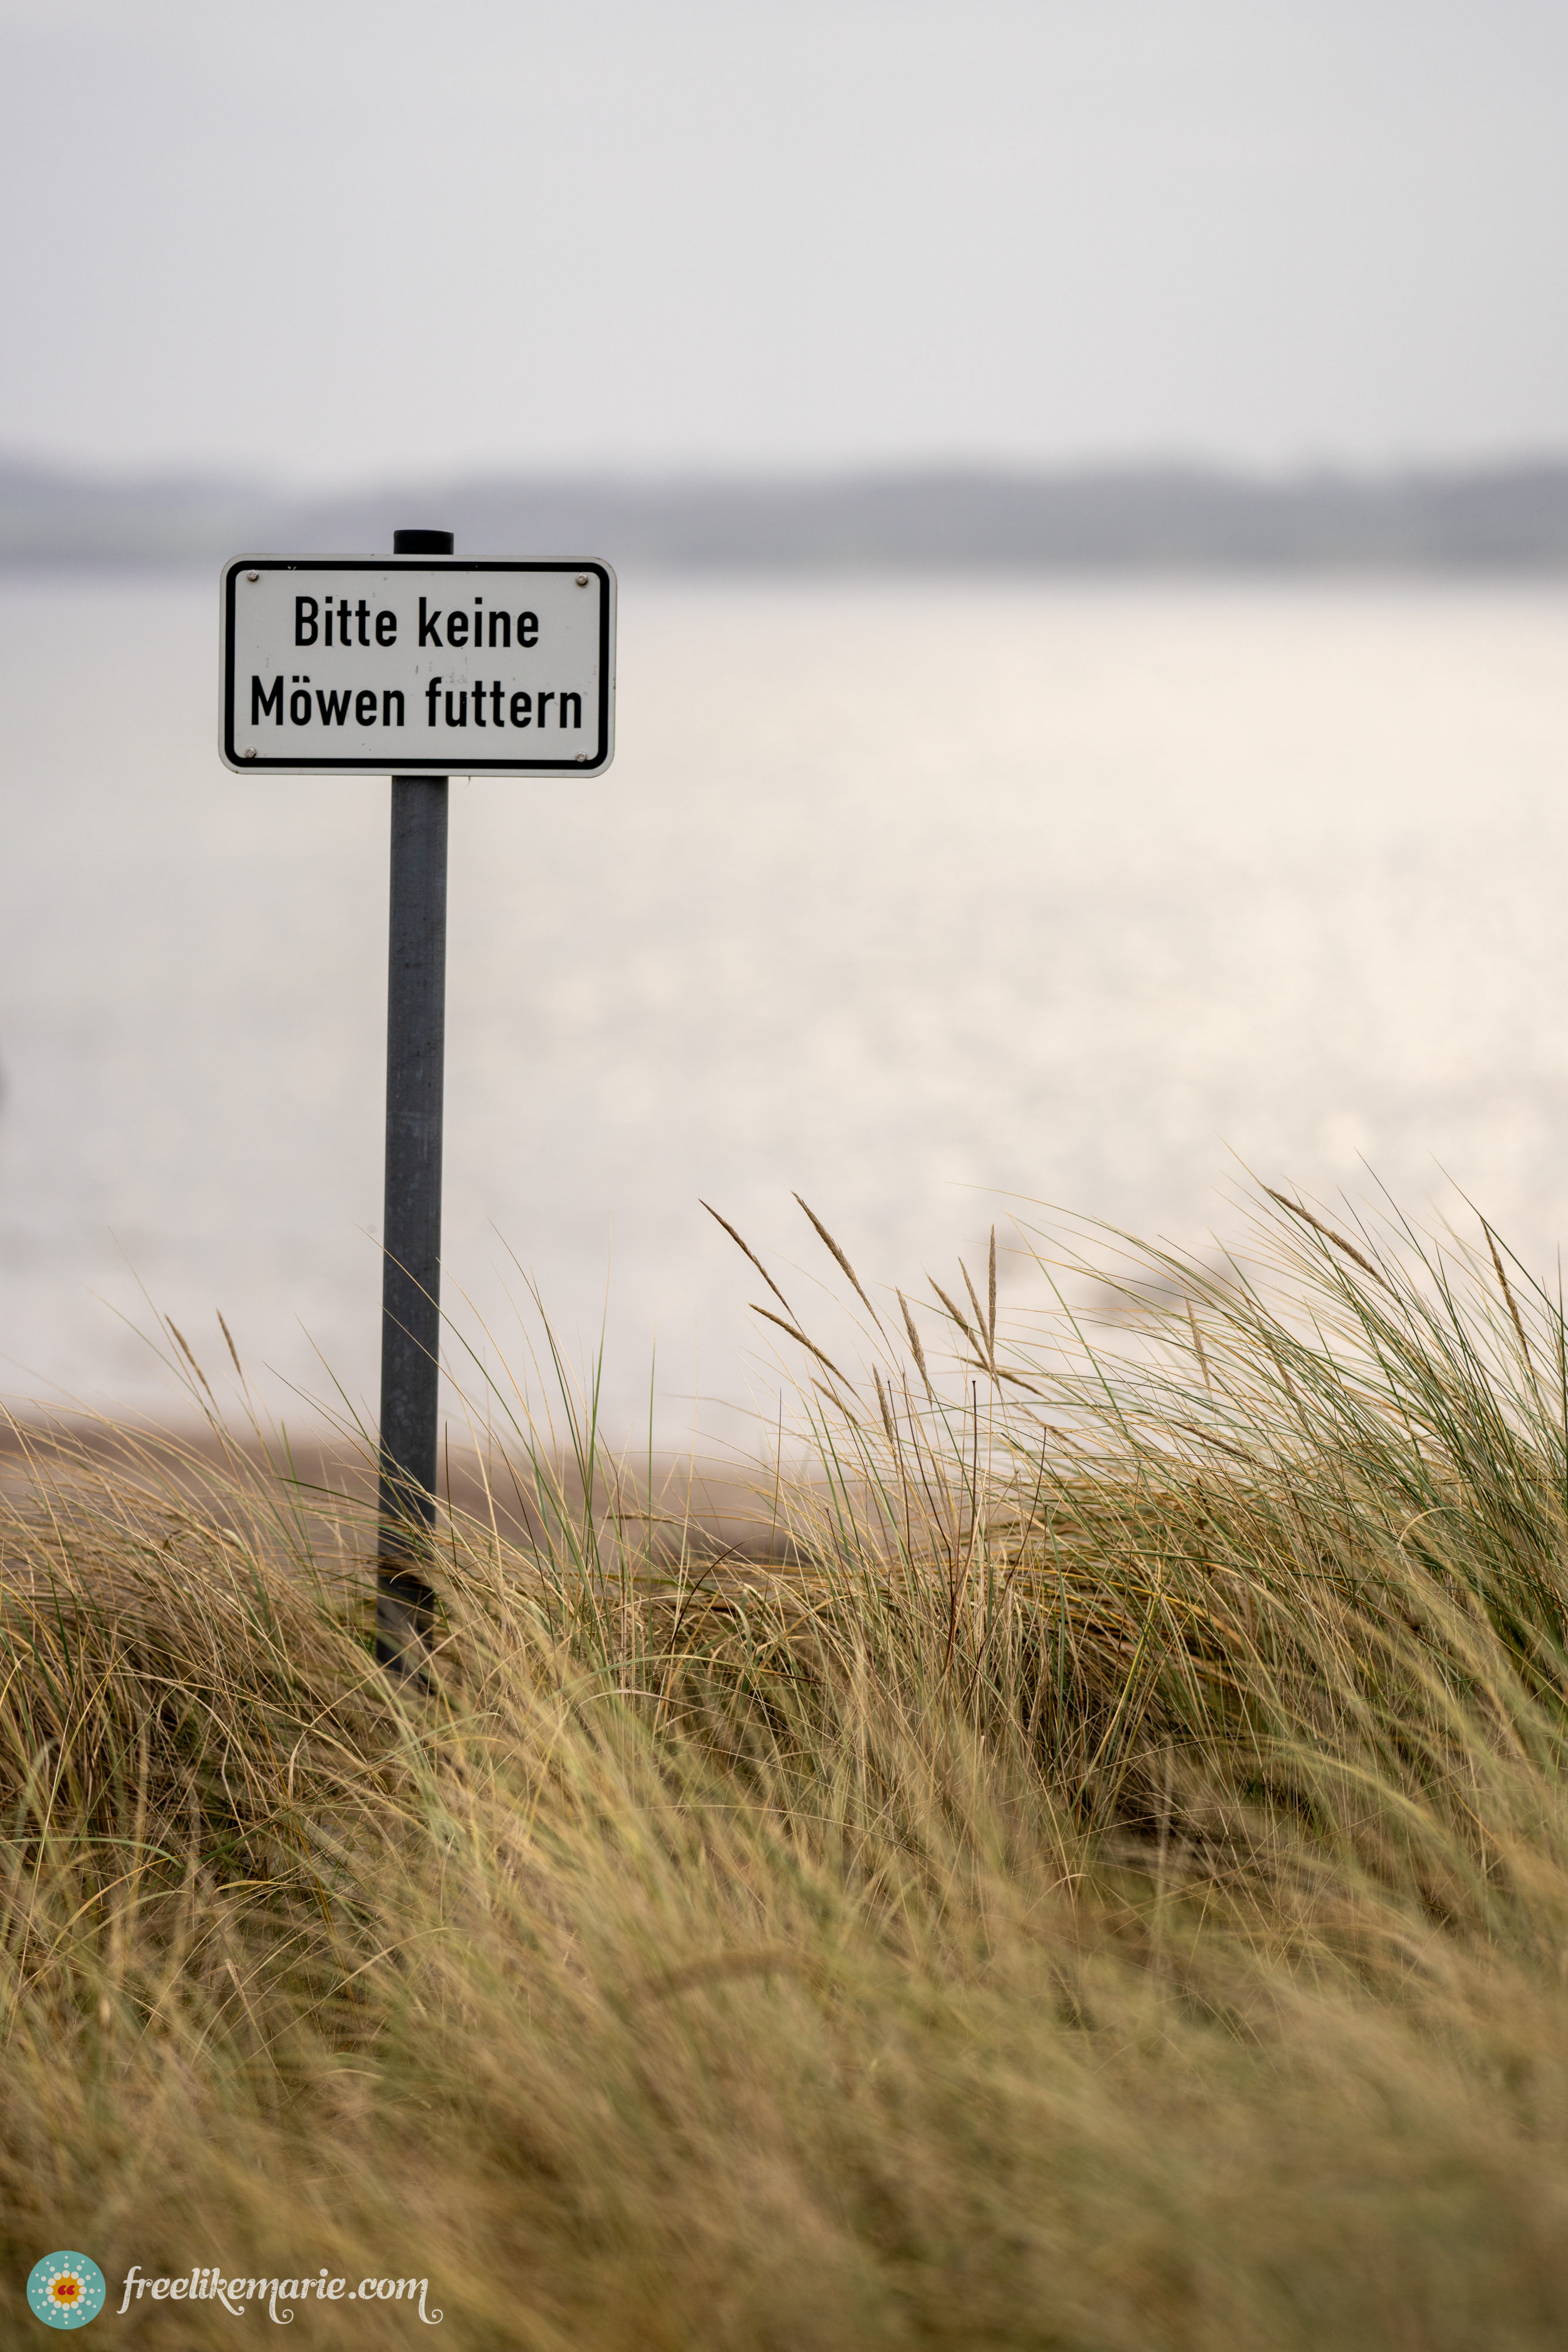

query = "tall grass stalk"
[[5, 1187, 1568, 2345]]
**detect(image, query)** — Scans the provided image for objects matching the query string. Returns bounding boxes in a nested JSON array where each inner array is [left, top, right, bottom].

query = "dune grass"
[[5, 1186, 1568, 2346]]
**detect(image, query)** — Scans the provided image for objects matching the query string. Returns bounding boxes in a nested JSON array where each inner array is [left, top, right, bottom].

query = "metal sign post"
[[219, 537, 617, 1675], [376, 525, 451, 1672]]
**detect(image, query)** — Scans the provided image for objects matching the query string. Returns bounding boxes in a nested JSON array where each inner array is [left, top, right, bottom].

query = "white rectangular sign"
[[220, 556, 616, 774]]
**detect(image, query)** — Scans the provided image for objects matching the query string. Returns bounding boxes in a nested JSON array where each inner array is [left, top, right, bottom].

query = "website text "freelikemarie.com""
[[116, 2267, 442, 2324]]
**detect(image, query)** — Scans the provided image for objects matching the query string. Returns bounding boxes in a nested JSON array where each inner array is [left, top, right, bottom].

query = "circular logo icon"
[[26, 2254, 106, 2330]]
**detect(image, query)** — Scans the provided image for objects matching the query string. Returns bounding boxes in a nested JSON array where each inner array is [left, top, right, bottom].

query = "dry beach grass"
[[5, 1186, 1568, 2346]]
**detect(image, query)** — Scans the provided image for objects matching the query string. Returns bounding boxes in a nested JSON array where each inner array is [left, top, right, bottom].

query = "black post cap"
[[393, 528, 454, 554]]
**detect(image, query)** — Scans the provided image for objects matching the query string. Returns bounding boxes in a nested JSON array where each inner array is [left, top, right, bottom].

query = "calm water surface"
[[2, 572, 1566, 1444]]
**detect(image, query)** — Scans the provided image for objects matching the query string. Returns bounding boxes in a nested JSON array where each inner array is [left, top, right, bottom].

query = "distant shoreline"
[[5, 456, 1568, 572]]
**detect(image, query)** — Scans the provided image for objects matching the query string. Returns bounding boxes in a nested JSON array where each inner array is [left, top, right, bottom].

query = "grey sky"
[[2, 0, 1565, 484]]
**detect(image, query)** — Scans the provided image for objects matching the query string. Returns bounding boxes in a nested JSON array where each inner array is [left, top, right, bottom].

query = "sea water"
[[2, 570, 1566, 1447]]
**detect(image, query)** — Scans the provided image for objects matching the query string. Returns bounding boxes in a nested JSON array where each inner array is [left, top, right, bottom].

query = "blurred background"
[[2, 0, 1567, 1450]]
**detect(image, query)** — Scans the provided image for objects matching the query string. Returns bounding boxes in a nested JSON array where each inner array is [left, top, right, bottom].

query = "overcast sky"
[[2, 0, 1565, 485]]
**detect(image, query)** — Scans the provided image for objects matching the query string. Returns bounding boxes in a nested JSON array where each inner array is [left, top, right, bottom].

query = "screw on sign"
[[219, 534, 617, 1675]]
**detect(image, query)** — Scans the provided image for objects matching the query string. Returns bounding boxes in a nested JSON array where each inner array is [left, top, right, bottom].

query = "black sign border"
[[221, 557, 615, 774]]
